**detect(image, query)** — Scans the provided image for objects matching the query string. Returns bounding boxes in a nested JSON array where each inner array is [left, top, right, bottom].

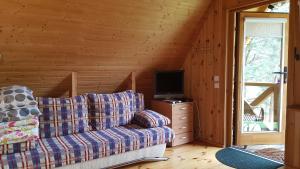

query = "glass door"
[[236, 12, 289, 145]]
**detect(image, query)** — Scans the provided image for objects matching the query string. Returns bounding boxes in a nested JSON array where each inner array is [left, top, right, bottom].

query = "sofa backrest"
[[37, 90, 144, 138], [37, 95, 89, 138], [87, 90, 144, 130]]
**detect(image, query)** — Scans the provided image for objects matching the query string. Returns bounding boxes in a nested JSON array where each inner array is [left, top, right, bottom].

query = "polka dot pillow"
[[0, 85, 41, 122], [0, 107, 41, 122], [0, 85, 37, 110]]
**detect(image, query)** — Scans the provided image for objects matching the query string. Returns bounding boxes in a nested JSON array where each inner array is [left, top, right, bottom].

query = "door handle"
[[272, 72, 287, 74], [272, 67, 288, 84]]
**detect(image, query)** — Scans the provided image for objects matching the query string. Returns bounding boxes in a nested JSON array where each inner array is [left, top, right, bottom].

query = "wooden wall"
[[288, 0, 300, 106], [286, 0, 300, 168], [183, 0, 225, 146], [183, 0, 290, 146], [0, 0, 211, 106], [285, 107, 300, 169]]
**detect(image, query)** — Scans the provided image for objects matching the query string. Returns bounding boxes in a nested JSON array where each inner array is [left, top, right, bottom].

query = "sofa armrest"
[[133, 110, 171, 128]]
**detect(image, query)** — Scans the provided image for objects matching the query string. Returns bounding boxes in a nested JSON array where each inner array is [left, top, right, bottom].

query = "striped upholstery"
[[0, 141, 37, 155], [133, 92, 144, 113], [0, 124, 174, 169], [87, 90, 144, 130], [133, 110, 171, 128], [37, 96, 89, 138]]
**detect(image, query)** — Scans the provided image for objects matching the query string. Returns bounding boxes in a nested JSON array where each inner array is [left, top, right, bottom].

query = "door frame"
[[235, 12, 288, 145], [224, 0, 292, 147]]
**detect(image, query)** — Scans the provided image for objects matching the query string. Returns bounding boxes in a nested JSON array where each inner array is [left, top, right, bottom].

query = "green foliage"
[[244, 36, 282, 83]]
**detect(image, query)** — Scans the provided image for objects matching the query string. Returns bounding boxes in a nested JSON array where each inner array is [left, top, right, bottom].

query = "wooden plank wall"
[[0, 0, 211, 106], [286, 0, 300, 168], [183, 0, 225, 147], [289, 0, 300, 105], [285, 107, 300, 169], [182, 0, 289, 146]]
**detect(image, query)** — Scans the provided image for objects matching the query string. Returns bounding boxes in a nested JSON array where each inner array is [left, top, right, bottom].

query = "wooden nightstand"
[[151, 100, 194, 146]]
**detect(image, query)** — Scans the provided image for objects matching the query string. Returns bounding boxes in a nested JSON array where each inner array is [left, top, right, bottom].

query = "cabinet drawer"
[[172, 113, 193, 124], [173, 132, 193, 146], [172, 103, 193, 115], [172, 121, 193, 134]]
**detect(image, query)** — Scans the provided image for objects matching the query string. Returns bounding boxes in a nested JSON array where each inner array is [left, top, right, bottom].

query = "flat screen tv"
[[154, 70, 184, 99]]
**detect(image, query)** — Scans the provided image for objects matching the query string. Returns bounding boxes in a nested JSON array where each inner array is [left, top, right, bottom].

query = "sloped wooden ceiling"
[[0, 0, 212, 104]]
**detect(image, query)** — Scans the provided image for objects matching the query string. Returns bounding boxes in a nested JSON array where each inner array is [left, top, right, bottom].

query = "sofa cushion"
[[133, 92, 144, 113], [0, 125, 174, 169], [133, 110, 171, 128], [0, 141, 37, 155], [37, 95, 89, 138], [87, 90, 144, 130]]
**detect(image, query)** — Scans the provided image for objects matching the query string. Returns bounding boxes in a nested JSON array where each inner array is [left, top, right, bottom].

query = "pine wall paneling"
[[285, 107, 300, 169], [183, 0, 225, 147], [289, 0, 300, 105], [0, 0, 212, 106], [286, 0, 300, 168]]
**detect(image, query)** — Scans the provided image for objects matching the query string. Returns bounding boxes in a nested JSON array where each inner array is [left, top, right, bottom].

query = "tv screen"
[[154, 70, 184, 99]]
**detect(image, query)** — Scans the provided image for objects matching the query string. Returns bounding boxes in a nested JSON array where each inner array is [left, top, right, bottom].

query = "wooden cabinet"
[[285, 107, 300, 169], [151, 100, 194, 146]]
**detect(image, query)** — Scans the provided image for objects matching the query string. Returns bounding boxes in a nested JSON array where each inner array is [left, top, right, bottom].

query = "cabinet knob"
[[181, 137, 187, 139], [180, 107, 187, 110], [180, 117, 187, 120], [181, 126, 187, 129]]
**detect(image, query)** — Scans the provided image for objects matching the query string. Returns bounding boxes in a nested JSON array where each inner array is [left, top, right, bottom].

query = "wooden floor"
[[123, 143, 232, 169]]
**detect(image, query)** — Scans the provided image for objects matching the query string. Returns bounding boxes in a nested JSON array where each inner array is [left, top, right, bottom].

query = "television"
[[154, 70, 184, 99]]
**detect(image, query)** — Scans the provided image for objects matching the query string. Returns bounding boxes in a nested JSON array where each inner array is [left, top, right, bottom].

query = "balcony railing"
[[244, 82, 280, 123]]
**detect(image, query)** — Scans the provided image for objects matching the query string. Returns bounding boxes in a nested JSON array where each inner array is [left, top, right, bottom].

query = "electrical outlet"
[[214, 83, 220, 89]]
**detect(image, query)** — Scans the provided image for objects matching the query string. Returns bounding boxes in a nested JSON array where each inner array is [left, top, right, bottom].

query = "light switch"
[[213, 75, 220, 82]]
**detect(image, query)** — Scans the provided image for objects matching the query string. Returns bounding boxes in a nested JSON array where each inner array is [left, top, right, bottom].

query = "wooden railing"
[[244, 82, 280, 122]]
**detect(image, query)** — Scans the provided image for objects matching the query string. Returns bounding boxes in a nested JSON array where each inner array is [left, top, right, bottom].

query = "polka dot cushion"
[[0, 107, 41, 122], [0, 85, 41, 122], [0, 85, 38, 110]]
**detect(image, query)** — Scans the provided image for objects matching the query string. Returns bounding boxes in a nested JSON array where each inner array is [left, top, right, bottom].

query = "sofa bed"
[[0, 90, 174, 169]]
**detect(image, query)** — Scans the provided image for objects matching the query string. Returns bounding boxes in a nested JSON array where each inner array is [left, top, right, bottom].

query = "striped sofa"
[[0, 90, 174, 169]]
